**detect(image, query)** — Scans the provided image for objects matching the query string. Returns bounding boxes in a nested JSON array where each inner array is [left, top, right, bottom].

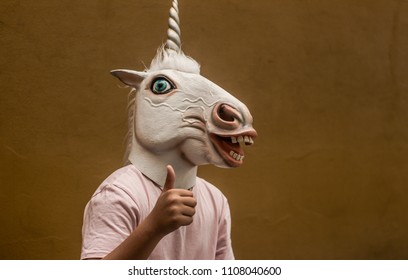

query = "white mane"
[[124, 88, 136, 164], [149, 47, 201, 74]]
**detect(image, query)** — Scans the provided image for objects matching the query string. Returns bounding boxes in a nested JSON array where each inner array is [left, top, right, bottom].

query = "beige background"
[[1, 0, 408, 259]]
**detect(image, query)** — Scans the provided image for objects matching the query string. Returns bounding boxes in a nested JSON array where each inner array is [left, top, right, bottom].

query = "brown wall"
[[1, 0, 408, 259]]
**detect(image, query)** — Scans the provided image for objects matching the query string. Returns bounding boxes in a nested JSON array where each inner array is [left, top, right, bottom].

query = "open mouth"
[[209, 133, 256, 167]]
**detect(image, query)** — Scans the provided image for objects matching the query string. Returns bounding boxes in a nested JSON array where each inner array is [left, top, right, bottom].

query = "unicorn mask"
[[111, 0, 257, 189]]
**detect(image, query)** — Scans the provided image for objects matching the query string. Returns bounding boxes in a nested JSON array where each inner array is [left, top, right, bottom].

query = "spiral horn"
[[165, 0, 181, 52]]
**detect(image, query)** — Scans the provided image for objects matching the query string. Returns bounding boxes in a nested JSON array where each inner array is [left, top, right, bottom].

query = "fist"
[[149, 165, 197, 236]]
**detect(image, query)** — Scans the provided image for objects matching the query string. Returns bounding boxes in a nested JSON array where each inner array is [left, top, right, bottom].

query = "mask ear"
[[110, 69, 147, 89]]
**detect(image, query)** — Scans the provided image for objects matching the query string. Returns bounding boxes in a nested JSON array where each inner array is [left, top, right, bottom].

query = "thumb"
[[163, 165, 176, 192]]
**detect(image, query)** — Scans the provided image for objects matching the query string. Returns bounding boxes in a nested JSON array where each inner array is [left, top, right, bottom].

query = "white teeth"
[[229, 150, 244, 161], [230, 135, 254, 145], [245, 136, 254, 145]]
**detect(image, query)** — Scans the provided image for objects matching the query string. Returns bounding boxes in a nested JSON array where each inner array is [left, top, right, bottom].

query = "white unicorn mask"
[[111, 0, 257, 189]]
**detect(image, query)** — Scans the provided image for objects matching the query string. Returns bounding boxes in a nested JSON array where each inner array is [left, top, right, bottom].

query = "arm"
[[215, 197, 234, 260], [102, 165, 196, 260]]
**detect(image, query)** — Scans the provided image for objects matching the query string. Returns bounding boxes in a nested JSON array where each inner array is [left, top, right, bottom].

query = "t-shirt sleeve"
[[215, 197, 235, 260], [81, 184, 139, 259]]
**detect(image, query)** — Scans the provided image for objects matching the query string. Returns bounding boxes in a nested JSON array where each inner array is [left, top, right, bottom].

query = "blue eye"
[[151, 77, 175, 94]]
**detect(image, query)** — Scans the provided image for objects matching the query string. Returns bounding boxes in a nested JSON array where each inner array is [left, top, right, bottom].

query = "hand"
[[147, 165, 197, 237]]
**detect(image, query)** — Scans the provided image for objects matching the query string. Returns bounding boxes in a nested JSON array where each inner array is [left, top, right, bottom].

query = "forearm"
[[103, 216, 165, 260]]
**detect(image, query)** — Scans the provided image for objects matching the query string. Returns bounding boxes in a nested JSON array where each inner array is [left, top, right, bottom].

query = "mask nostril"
[[217, 104, 236, 122]]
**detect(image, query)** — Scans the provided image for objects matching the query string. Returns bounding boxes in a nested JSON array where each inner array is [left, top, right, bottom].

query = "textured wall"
[[1, 0, 407, 259]]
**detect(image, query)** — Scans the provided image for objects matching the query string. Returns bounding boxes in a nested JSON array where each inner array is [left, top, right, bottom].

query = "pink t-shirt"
[[81, 164, 234, 260]]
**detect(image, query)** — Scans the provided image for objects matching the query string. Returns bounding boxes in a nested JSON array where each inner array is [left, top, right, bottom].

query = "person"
[[81, 165, 234, 259], [80, 0, 256, 260]]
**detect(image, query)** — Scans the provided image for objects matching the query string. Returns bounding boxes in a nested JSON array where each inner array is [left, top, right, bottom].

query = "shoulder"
[[84, 165, 161, 223], [195, 177, 229, 207], [90, 165, 159, 205], [195, 177, 223, 194], [100, 164, 151, 189]]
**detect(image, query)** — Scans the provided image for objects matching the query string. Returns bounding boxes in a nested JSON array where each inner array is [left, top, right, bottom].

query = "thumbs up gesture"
[[148, 165, 197, 237]]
